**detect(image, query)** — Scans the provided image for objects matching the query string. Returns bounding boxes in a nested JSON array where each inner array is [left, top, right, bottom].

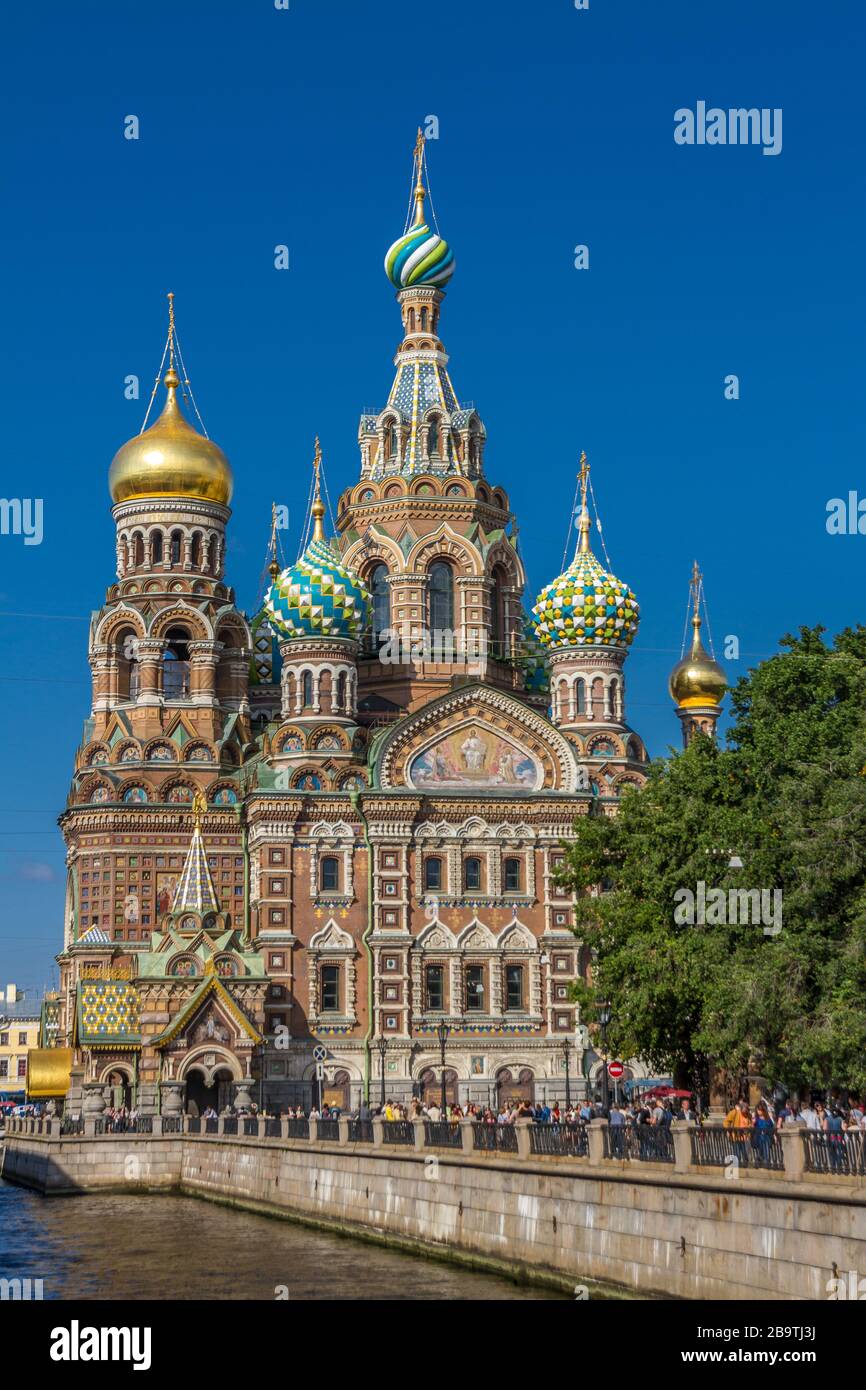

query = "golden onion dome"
[[108, 367, 233, 506], [669, 615, 727, 708]]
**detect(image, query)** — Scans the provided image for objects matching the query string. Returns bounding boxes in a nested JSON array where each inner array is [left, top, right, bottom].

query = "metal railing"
[[187, 1117, 201, 1134], [265, 1118, 282, 1138], [161, 1116, 183, 1134], [605, 1125, 674, 1163], [529, 1122, 588, 1157], [472, 1122, 518, 1153], [382, 1120, 415, 1145], [223, 1117, 238, 1135], [424, 1120, 462, 1149], [316, 1118, 340, 1142], [691, 1125, 784, 1171], [804, 1129, 866, 1176], [348, 1118, 374, 1143], [204, 1117, 218, 1134], [60, 1115, 84, 1135], [285, 1118, 310, 1140], [242, 1117, 259, 1137]]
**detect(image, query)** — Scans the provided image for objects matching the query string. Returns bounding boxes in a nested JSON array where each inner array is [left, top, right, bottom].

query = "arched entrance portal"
[[102, 1067, 134, 1109], [496, 1067, 535, 1106], [185, 1066, 235, 1116], [418, 1067, 458, 1108], [322, 1069, 351, 1112]]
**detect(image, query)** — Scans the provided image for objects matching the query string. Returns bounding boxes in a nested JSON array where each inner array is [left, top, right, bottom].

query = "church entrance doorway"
[[184, 1066, 235, 1115], [496, 1067, 535, 1107], [418, 1067, 458, 1109], [105, 1069, 133, 1110]]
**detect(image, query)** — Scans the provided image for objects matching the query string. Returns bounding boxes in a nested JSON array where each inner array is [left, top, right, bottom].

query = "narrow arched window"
[[370, 563, 390, 645], [133, 534, 144, 567], [170, 530, 182, 566], [163, 627, 190, 699], [191, 533, 202, 568], [320, 856, 340, 893], [429, 562, 454, 634], [151, 531, 163, 564], [490, 564, 508, 657], [575, 678, 586, 715], [302, 671, 313, 707], [336, 671, 347, 710]]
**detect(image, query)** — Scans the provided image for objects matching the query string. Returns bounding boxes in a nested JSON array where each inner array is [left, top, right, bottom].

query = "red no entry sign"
[[608, 1061, 624, 1078]]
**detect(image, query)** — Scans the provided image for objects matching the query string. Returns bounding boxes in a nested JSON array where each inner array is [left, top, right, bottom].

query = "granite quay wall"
[[4, 1116, 866, 1300]]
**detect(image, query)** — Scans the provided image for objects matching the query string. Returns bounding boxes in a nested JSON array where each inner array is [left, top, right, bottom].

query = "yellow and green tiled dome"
[[265, 518, 369, 643], [533, 503, 640, 651]]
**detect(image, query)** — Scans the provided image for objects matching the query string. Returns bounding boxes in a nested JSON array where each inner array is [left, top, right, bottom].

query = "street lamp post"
[[598, 1001, 612, 1114], [377, 1035, 387, 1110], [561, 1037, 572, 1109], [436, 1020, 450, 1118]]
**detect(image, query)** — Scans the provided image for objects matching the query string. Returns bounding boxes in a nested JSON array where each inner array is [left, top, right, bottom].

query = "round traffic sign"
[[608, 1061, 624, 1078], [313, 1044, 327, 1062]]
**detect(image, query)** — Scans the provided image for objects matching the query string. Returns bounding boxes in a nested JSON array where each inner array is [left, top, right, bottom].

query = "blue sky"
[[1, 0, 863, 993]]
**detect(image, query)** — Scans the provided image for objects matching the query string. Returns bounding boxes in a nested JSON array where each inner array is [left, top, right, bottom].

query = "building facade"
[[51, 136, 723, 1116]]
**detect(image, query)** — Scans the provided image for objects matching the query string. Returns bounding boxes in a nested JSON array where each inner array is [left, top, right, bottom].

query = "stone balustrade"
[[5, 1113, 864, 1186]]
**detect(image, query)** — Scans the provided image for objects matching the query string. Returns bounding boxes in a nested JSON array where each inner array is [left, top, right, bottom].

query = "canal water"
[[0, 1180, 567, 1300]]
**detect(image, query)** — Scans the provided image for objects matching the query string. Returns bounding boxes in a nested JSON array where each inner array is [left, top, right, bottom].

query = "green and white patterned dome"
[[533, 508, 639, 650]]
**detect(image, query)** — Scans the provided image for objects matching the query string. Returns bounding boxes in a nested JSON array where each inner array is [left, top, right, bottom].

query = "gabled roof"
[[150, 973, 262, 1048]]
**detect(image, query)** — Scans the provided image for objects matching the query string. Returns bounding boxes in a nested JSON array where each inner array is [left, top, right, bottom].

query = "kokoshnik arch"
[[42, 132, 728, 1116]]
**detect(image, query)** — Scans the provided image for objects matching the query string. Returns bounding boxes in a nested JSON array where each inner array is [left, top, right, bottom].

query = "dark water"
[[0, 1181, 566, 1301]]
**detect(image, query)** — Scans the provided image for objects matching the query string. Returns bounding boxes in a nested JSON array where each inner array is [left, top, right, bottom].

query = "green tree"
[[561, 626, 866, 1095]]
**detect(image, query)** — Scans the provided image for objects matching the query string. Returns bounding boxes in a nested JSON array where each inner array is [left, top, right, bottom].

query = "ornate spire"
[[576, 451, 592, 555], [669, 562, 727, 742], [412, 127, 427, 225], [384, 131, 455, 290], [311, 436, 325, 543], [171, 791, 220, 918]]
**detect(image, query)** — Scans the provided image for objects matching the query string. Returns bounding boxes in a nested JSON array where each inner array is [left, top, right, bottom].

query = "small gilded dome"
[[532, 510, 640, 651], [669, 617, 726, 707], [264, 498, 369, 642], [109, 368, 233, 506]]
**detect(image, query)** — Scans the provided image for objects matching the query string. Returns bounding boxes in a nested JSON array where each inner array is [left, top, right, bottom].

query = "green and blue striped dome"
[[264, 535, 370, 642], [385, 215, 455, 290], [533, 549, 640, 651]]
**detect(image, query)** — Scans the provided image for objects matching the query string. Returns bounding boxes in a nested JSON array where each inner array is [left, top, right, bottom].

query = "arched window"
[[426, 417, 440, 459], [151, 531, 163, 564], [463, 856, 482, 892], [370, 563, 390, 646], [117, 630, 140, 702], [170, 530, 182, 566], [420, 306, 428, 330], [336, 671, 347, 710], [163, 627, 190, 699], [191, 533, 202, 568], [301, 671, 313, 708], [386, 423, 398, 459], [133, 533, 144, 567], [428, 562, 454, 634], [575, 678, 586, 715], [424, 857, 442, 892], [490, 564, 508, 658], [320, 856, 340, 893]]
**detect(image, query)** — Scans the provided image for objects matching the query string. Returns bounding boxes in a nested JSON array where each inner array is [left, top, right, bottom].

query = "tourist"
[[678, 1098, 696, 1124], [752, 1103, 775, 1163], [824, 1106, 846, 1171]]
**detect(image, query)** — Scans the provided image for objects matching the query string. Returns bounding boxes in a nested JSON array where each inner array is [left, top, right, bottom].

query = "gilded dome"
[[669, 617, 727, 707], [109, 368, 233, 506]]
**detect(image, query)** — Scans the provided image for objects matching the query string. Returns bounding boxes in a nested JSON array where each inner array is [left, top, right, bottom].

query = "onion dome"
[[384, 130, 455, 290], [109, 366, 233, 506], [669, 565, 726, 707], [533, 501, 639, 650], [264, 444, 369, 641], [519, 614, 550, 693]]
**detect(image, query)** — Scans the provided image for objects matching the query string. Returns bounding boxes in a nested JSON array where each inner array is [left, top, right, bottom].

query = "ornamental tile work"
[[78, 980, 140, 1045], [533, 548, 640, 650], [265, 536, 370, 640]]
